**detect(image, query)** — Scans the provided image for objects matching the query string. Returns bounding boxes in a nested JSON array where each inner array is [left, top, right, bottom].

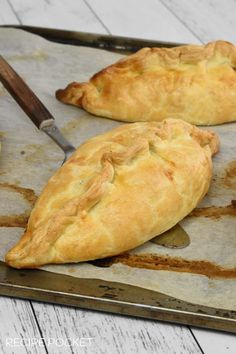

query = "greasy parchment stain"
[[23, 143, 60, 163], [0, 183, 37, 228], [61, 114, 94, 139], [190, 200, 236, 219], [90, 254, 236, 279], [224, 160, 236, 189], [61, 116, 86, 135], [6, 50, 48, 62], [0, 214, 28, 228]]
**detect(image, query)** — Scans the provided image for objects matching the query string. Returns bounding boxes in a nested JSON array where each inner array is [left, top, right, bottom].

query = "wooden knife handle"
[[0, 55, 54, 129]]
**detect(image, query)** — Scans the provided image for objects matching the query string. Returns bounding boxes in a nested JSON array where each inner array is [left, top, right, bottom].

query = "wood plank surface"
[[86, 0, 200, 43], [0, 0, 19, 25], [0, 297, 47, 354], [32, 301, 202, 354], [8, 0, 107, 33], [191, 328, 236, 354], [163, 0, 236, 44]]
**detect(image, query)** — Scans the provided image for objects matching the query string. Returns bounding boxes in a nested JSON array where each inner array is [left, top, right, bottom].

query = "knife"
[[150, 224, 190, 249]]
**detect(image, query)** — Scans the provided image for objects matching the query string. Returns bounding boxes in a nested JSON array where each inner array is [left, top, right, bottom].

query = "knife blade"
[[150, 224, 190, 249]]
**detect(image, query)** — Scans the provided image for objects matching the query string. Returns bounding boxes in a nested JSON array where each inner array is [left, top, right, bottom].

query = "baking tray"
[[0, 25, 235, 333]]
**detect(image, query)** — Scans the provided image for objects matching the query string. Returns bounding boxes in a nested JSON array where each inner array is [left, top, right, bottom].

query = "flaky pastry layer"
[[5, 119, 219, 268], [56, 40, 236, 125]]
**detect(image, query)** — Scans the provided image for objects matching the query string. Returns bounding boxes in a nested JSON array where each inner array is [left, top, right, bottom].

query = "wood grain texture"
[[8, 0, 107, 33], [86, 0, 200, 43], [191, 328, 236, 354], [0, 0, 19, 24], [163, 0, 236, 44], [0, 297, 47, 354], [32, 301, 202, 354]]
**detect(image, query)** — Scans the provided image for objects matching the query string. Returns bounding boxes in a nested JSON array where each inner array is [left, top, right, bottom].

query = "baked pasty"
[[56, 40, 236, 125], [5, 119, 219, 268]]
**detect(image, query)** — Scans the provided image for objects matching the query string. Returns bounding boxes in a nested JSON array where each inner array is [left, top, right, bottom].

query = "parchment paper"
[[0, 28, 235, 311]]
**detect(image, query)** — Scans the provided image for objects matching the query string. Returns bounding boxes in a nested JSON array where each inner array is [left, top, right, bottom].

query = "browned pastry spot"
[[90, 254, 236, 279], [224, 161, 236, 189], [190, 201, 236, 219], [0, 183, 37, 228]]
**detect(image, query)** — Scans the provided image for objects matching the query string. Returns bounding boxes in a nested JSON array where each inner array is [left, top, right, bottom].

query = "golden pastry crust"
[[5, 119, 219, 268], [56, 40, 236, 125]]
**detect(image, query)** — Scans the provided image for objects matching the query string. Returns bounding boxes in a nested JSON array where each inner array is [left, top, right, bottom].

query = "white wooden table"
[[0, 1, 235, 353]]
